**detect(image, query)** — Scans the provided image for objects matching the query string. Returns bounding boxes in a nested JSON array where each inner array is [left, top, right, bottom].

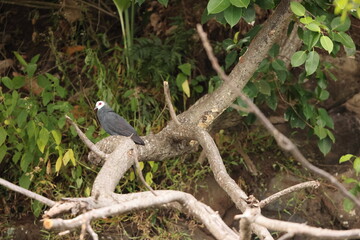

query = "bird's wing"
[[103, 111, 137, 136]]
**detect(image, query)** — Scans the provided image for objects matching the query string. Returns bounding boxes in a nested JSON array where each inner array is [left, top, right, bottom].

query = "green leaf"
[[302, 102, 314, 120], [331, 16, 351, 31], [318, 89, 329, 101], [13, 51, 28, 67], [16, 110, 28, 128], [55, 156, 62, 172], [305, 51, 319, 76], [224, 5, 243, 27], [300, 16, 314, 24], [37, 75, 51, 88], [271, 59, 286, 71], [268, 44, 280, 58], [0, 127, 7, 146], [320, 36, 333, 54], [182, 79, 191, 98], [290, 1, 305, 16], [178, 63, 191, 76], [32, 200, 43, 218], [265, 93, 277, 110], [291, 51, 307, 67], [230, 0, 249, 8], [12, 151, 21, 164], [13, 76, 25, 89], [326, 129, 335, 143], [306, 23, 321, 32], [207, 0, 231, 14], [145, 171, 153, 185], [25, 63, 37, 77], [176, 73, 187, 89], [157, 0, 168, 7], [0, 145, 7, 164], [314, 125, 327, 140], [354, 157, 360, 174], [255, 80, 271, 96], [343, 198, 354, 212], [20, 152, 33, 172], [256, 0, 274, 9], [2, 77, 14, 90], [318, 108, 334, 129], [113, 0, 131, 11], [51, 130, 62, 145], [27, 120, 37, 139], [42, 91, 53, 106], [333, 32, 355, 48], [19, 174, 31, 189], [225, 51, 237, 69], [37, 128, 49, 153], [302, 30, 320, 50], [30, 54, 40, 64], [318, 137, 332, 155], [242, 6, 255, 23], [276, 70, 287, 83]]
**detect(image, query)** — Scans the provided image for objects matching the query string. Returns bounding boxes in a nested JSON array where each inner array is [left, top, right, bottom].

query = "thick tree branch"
[[0, 178, 55, 207]]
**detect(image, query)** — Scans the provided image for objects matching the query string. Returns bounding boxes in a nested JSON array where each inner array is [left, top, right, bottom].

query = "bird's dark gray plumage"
[[94, 101, 145, 145]]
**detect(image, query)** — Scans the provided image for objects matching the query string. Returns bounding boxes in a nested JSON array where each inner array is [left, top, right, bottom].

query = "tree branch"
[[163, 81, 181, 125], [0, 178, 55, 207]]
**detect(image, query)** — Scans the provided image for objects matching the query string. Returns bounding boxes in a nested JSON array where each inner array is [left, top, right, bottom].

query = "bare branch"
[[133, 148, 157, 196], [259, 181, 320, 208], [44, 190, 239, 240], [163, 81, 181, 125], [254, 215, 360, 239], [65, 115, 108, 159], [0, 178, 55, 207]]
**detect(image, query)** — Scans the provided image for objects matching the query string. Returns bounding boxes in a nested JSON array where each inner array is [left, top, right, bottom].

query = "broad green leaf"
[[314, 125, 327, 140], [265, 93, 277, 110], [268, 44, 280, 58], [27, 120, 37, 139], [230, 0, 249, 8], [37, 127, 49, 153], [291, 51, 307, 67], [318, 89, 329, 101], [145, 171, 153, 185], [2, 77, 14, 90], [318, 108, 334, 129], [275, 70, 287, 83], [242, 6, 255, 23], [42, 91, 52, 106], [271, 59, 286, 71], [224, 5, 243, 27], [20, 152, 33, 172], [32, 200, 43, 218], [331, 16, 351, 31], [157, 0, 168, 7], [326, 129, 335, 143], [320, 36, 333, 53], [0, 145, 7, 164], [178, 63, 191, 76], [333, 32, 355, 48], [129, 170, 135, 181], [25, 63, 37, 77], [225, 51, 237, 69], [16, 110, 28, 128], [354, 157, 360, 174], [182, 79, 191, 97], [19, 174, 31, 189], [302, 102, 313, 120], [305, 51, 319, 76], [55, 156, 62, 172], [306, 23, 321, 32], [30, 54, 40, 64], [290, 1, 305, 16], [255, 80, 271, 96], [0, 127, 7, 146], [343, 198, 354, 212], [12, 151, 21, 164], [13, 76, 25, 89], [302, 30, 320, 50], [207, 0, 231, 14], [51, 130, 62, 145], [176, 73, 187, 89], [318, 137, 332, 155], [300, 16, 314, 24], [255, 0, 274, 9]]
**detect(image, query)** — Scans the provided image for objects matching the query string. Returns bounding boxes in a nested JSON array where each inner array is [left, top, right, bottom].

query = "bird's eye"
[[99, 102, 102, 105]]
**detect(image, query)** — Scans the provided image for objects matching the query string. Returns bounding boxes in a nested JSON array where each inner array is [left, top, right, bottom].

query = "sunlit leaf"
[[320, 36, 333, 54], [305, 51, 319, 76], [224, 5, 243, 27], [230, 0, 249, 8], [208, 0, 231, 14], [339, 154, 354, 163], [290, 1, 305, 16], [291, 51, 307, 67]]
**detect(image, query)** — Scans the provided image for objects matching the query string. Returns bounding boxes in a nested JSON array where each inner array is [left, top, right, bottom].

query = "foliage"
[[202, 0, 358, 155], [0, 53, 93, 216], [339, 154, 360, 212]]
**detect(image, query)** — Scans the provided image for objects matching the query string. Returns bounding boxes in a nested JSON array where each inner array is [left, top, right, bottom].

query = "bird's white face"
[[94, 101, 106, 110]]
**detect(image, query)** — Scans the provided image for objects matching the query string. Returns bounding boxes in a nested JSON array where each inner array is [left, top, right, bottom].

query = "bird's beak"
[[94, 107, 97, 110]]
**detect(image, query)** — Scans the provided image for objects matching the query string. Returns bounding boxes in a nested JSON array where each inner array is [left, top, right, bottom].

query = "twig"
[[163, 81, 181, 125], [235, 142, 259, 176], [0, 178, 55, 207], [195, 24, 360, 209], [133, 149, 157, 196], [259, 181, 320, 208], [277, 232, 295, 240], [65, 115, 108, 159]]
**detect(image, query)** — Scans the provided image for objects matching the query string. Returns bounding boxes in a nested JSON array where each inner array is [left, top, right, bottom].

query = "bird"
[[94, 101, 145, 145]]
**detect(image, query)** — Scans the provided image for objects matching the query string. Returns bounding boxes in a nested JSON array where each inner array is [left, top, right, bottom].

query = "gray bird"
[[94, 101, 145, 145]]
